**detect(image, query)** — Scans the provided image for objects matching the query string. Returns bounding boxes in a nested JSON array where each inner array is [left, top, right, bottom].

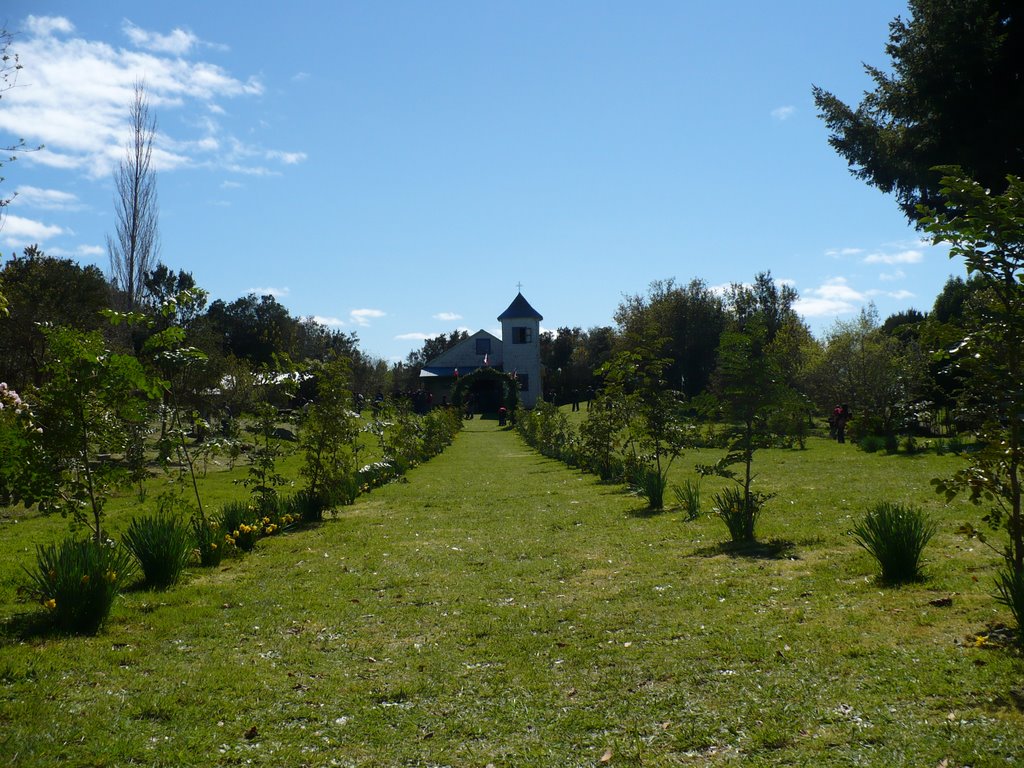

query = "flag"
[[483, 353, 489, 366]]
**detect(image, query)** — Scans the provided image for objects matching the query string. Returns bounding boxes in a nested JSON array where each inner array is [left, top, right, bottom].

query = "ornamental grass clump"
[[712, 485, 768, 543], [851, 501, 936, 584], [22, 536, 136, 635], [122, 512, 194, 589], [632, 462, 669, 510], [995, 568, 1024, 646], [191, 514, 223, 567], [673, 478, 702, 521]]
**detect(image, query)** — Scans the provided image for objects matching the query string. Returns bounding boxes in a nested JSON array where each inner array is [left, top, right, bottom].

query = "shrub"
[[673, 478, 702, 521], [632, 463, 669, 510], [22, 537, 136, 634], [282, 489, 326, 525], [995, 568, 1024, 645], [858, 434, 885, 453], [712, 485, 770, 543], [219, 499, 261, 552], [122, 512, 194, 589], [851, 501, 936, 584], [192, 514, 223, 567]]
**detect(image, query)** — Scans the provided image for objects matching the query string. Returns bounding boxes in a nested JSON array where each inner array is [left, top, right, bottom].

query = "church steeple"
[[498, 292, 542, 407]]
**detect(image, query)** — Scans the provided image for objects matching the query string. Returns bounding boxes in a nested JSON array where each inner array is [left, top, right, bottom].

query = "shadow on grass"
[[0, 609, 61, 643], [692, 538, 798, 560], [626, 505, 673, 519]]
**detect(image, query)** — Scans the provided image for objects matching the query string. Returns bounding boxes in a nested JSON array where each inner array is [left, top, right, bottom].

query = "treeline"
[[0, 246, 393, 402], [537, 272, 981, 442]]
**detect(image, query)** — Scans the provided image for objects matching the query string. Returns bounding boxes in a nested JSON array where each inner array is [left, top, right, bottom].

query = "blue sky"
[[1, 1, 957, 361]]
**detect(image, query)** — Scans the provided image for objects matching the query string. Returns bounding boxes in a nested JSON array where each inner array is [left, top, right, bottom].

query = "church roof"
[[497, 292, 543, 321]]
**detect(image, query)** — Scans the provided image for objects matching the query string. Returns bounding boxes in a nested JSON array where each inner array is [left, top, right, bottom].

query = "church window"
[[512, 327, 532, 344], [476, 338, 491, 355]]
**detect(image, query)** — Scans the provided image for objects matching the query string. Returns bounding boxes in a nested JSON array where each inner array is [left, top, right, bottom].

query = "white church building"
[[418, 292, 543, 409]]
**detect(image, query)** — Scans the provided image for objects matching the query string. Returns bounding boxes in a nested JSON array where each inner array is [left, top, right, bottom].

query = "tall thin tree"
[[107, 81, 160, 311]]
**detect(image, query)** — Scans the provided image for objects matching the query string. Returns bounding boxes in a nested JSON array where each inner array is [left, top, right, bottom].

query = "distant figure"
[[571, 389, 580, 412], [834, 403, 851, 443], [586, 386, 595, 410]]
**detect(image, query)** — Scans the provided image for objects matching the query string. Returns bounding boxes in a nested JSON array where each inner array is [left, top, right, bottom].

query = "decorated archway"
[[451, 367, 521, 417]]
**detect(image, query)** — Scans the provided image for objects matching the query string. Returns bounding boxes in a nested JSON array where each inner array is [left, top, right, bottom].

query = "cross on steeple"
[[516, 281, 523, 292]]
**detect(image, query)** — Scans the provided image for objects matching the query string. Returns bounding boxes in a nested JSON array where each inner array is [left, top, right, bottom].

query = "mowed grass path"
[[2, 419, 1024, 766]]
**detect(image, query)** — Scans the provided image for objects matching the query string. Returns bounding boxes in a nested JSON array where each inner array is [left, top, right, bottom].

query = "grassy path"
[[2, 421, 1024, 766]]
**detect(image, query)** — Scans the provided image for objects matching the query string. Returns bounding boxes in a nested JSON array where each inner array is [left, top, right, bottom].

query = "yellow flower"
[[210, 542, 218, 550], [105, 571, 117, 583], [44, 598, 56, 610], [80, 574, 90, 585]]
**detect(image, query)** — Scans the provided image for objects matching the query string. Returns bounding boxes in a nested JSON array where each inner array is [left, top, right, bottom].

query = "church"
[[418, 292, 543, 409]]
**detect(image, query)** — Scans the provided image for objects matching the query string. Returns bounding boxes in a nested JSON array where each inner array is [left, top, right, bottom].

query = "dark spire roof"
[[497, 292, 543, 321]]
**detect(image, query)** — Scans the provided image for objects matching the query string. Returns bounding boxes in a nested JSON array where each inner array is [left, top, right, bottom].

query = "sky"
[[0, 1, 960, 362]]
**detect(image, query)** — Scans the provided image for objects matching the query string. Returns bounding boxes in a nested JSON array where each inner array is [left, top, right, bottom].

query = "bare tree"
[[107, 81, 160, 311]]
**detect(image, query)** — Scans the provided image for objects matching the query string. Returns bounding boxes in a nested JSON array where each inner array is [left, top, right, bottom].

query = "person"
[[835, 403, 851, 443], [571, 389, 580, 412]]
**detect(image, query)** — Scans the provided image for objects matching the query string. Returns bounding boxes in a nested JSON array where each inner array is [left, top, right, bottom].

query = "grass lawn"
[[1, 418, 1022, 766]]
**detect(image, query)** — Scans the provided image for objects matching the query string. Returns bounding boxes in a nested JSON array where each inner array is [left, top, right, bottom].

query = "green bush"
[[858, 435, 885, 453], [219, 499, 261, 552], [192, 514, 224, 567], [22, 537, 136, 634], [995, 568, 1024, 645], [851, 501, 936, 584], [673, 478, 701, 521], [632, 463, 669, 510], [122, 512, 194, 589], [283, 489, 326, 525], [712, 485, 770, 543]]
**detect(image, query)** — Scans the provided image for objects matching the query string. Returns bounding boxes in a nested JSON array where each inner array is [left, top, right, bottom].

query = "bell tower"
[[498, 292, 543, 408]]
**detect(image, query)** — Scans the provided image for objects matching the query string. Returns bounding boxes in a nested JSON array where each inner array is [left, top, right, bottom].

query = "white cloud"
[[395, 332, 431, 341], [24, 15, 74, 36], [0, 214, 65, 242], [0, 19, 284, 180], [794, 277, 865, 317], [771, 105, 795, 121], [434, 312, 462, 322], [12, 185, 84, 211], [266, 149, 307, 165], [878, 269, 906, 282], [312, 315, 345, 327], [863, 248, 924, 265], [78, 244, 104, 257], [249, 286, 289, 298], [122, 20, 198, 55], [350, 308, 386, 326], [887, 289, 914, 300], [824, 247, 864, 259]]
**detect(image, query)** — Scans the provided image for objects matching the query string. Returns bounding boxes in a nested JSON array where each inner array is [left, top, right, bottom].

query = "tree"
[[701, 311, 802, 543], [206, 293, 298, 367], [805, 305, 924, 438], [108, 82, 160, 311], [33, 325, 160, 542], [599, 336, 689, 510], [0, 246, 111, 390], [920, 172, 1024, 610], [300, 355, 361, 507], [813, 1, 1024, 221], [614, 278, 727, 398]]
